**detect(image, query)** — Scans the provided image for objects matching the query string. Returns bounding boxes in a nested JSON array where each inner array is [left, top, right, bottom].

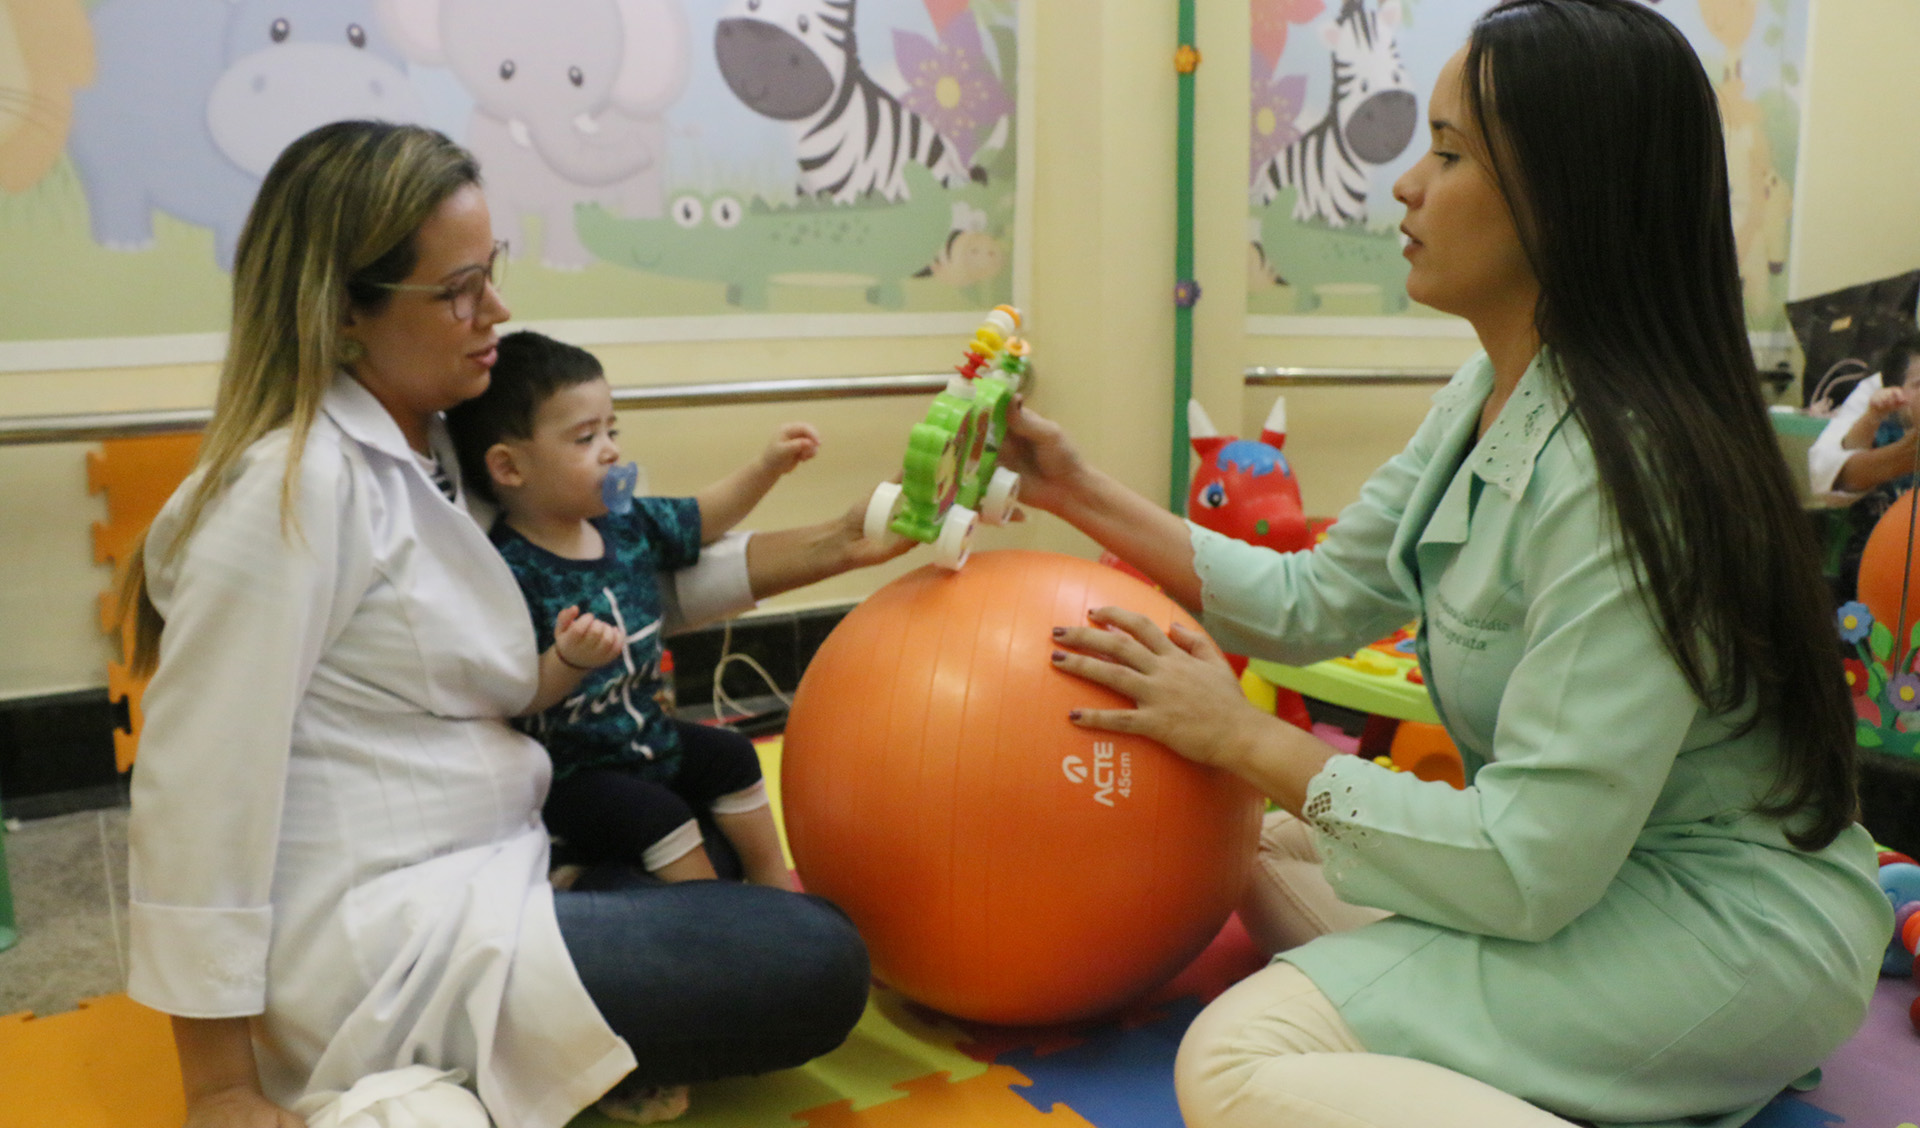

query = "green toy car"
[[865, 305, 1031, 568]]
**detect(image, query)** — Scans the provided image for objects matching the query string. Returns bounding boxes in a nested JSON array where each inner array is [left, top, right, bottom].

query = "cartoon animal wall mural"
[[1699, 0, 1794, 320], [0, 0, 94, 194], [1248, 0, 1810, 328], [1251, 0, 1414, 227], [715, 0, 990, 203], [3, 0, 1016, 345], [578, 160, 958, 309], [376, 0, 695, 269], [68, 0, 424, 267]]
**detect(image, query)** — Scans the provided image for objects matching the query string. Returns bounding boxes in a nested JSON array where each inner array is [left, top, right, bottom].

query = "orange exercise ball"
[[1859, 491, 1920, 647], [782, 550, 1264, 1025]]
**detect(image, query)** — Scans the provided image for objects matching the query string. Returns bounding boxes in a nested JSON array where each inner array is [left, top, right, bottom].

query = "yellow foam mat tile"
[[567, 985, 986, 1128], [754, 735, 793, 867], [795, 1066, 1096, 1128], [0, 994, 183, 1128]]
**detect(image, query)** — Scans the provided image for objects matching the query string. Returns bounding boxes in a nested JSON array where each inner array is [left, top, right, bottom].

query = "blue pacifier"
[[601, 462, 640, 515]]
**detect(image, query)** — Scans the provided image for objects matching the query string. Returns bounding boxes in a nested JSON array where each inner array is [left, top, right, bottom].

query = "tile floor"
[[0, 805, 130, 1019], [0, 696, 792, 1023]]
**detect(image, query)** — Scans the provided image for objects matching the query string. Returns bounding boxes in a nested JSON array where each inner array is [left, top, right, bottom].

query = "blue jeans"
[[553, 870, 869, 1085]]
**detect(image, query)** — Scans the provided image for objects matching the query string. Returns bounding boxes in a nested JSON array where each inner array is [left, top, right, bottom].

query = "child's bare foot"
[[597, 1083, 690, 1124]]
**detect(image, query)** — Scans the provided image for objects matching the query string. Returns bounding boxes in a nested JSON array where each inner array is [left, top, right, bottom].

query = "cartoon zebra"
[[1252, 0, 1417, 227], [714, 0, 983, 203]]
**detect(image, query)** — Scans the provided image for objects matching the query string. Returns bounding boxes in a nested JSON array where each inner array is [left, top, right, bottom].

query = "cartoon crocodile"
[[1252, 188, 1410, 314], [575, 162, 957, 309]]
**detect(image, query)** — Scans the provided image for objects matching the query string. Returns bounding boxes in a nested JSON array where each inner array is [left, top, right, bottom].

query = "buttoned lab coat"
[[1805, 373, 1886, 497], [126, 375, 754, 1127], [1192, 353, 1890, 1128]]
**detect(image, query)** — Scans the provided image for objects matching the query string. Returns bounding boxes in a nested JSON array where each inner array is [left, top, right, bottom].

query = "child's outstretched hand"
[[554, 605, 622, 671], [1868, 386, 1912, 420], [763, 423, 822, 475]]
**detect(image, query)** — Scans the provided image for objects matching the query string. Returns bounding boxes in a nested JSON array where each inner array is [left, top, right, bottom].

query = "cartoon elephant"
[[67, 0, 423, 267], [378, 0, 693, 270]]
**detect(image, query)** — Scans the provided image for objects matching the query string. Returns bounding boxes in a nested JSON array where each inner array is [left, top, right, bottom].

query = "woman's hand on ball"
[[1051, 607, 1264, 771]]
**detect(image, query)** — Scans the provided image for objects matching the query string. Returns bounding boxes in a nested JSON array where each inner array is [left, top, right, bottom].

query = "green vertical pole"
[[1171, 0, 1199, 512]]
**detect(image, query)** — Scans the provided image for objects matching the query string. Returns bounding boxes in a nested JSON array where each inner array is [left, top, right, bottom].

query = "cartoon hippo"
[[68, 0, 422, 267]]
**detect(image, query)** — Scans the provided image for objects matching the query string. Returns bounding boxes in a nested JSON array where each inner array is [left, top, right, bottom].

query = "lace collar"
[[1431, 350, 1572, 501]]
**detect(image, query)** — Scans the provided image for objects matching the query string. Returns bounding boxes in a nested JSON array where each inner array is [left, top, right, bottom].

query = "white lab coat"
[[126, 374, 753, 1126], [1805, 372, 1885, 496]]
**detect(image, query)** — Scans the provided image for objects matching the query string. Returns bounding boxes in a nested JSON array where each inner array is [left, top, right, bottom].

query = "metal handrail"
[[1247, 366, 1453, 386], [0, 372, 957, 446], [0, 367, 1445, 446]]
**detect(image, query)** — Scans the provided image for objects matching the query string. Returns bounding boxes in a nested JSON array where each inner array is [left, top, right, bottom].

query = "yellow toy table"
[[1245, 632, 1437, 725], [1245, 630, 1463, 788]]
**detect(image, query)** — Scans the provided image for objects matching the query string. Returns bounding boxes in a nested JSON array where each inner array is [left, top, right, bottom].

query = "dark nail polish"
[[1051, 650, 1065, 662]]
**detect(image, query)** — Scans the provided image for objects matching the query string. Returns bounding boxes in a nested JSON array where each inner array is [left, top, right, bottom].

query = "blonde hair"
[[120, 121, 481, 675]]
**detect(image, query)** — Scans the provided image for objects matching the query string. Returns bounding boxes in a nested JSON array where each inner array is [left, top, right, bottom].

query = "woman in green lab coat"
[[1005, 2, 1889, 1126]]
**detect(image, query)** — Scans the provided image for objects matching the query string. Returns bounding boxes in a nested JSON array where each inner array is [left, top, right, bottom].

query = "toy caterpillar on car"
[[865, 305, 1031, 568]]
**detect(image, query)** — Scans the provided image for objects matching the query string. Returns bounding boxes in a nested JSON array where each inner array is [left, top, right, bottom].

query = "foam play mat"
[[2, 736, 1914, 1128]]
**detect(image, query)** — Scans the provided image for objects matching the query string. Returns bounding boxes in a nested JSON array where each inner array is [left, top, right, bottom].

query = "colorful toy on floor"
[[781, 550, 1264, 1025], [1376, 718, 1465, 790], [1875, 851, 1920, 1034], [1247, 625, 1466, 787], [863, 305, 1029, 569]]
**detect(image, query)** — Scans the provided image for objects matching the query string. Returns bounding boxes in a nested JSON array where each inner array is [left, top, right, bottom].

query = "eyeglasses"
[[368, 241, 508, 321]]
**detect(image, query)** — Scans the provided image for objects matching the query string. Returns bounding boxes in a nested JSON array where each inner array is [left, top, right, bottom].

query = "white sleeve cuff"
[[127, 900, 273, 1017], [661, 532, 758, 636], [1806, 375, 1882, 495]]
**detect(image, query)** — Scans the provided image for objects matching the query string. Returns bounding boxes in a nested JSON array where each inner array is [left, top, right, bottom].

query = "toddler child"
[[448, 329, 813, 890]]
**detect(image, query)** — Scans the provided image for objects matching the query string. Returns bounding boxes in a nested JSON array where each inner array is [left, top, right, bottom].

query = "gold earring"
[[339, 338, 365, 365]]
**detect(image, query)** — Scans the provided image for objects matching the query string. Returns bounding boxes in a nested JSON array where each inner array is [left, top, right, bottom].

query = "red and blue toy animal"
[[1185, 398, 1319, 731], [1186, 398, 1315, 556]]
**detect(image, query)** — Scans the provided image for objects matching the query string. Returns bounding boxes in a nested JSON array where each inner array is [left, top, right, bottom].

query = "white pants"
[[1174, 813, 1579, 1128]]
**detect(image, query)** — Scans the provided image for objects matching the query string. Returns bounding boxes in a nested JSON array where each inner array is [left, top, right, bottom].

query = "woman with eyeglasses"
[[119, 120, 893, 1128]]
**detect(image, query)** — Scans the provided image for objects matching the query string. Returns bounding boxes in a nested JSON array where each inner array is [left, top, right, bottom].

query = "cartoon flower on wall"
[[1890, 674, 1920, 714], [1837, 599, 1920, 755], [1250, 59, 1308, 180], [895, 13, 1013, 169], [1252, 0, 1325, 65], [922, 0, 974, 30], [1838, 601, 1873, 644]]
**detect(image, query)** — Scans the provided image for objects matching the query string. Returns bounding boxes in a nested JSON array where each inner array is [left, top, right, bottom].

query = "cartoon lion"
[[0, 0, 94, 193]]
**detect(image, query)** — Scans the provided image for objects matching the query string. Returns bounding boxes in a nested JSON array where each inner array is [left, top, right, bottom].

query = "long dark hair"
[[1465, 0, 1855, 850]]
